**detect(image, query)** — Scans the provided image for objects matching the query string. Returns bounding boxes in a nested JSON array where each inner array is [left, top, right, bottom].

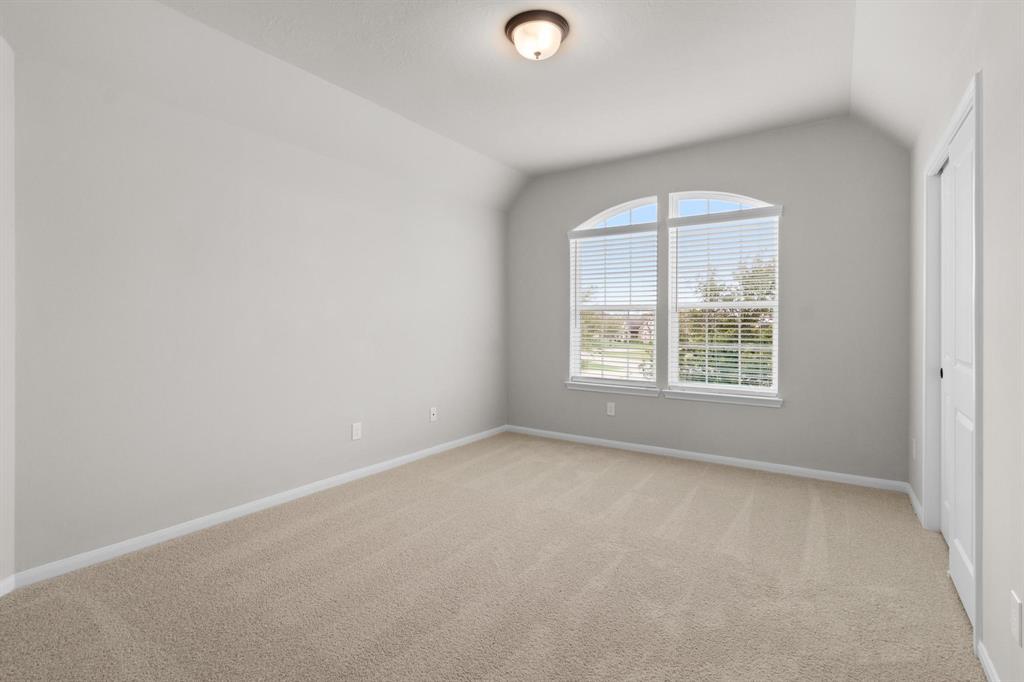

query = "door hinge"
[[940, 367, 944, 379]]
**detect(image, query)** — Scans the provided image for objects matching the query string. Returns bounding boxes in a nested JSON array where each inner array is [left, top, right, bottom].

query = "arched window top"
[[572, 192, 778, 235], [669, 191, 771, 219], [574, 196, 657, 231]]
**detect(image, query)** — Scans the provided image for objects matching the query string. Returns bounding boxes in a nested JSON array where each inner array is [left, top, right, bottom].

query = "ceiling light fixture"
[[504, 10, 569, 61]]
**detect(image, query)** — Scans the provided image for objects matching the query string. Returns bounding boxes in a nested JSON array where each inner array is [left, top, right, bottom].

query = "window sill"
[[563, 381, 781, 406], [661, 388, 783, 408], [564, 380, 660, 397]]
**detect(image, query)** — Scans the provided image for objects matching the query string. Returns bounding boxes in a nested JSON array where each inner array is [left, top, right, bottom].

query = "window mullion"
[[655, 192, 669, 390]]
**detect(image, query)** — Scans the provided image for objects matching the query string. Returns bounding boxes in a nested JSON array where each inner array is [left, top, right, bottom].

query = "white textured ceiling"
[[162, 0, 858, 174]]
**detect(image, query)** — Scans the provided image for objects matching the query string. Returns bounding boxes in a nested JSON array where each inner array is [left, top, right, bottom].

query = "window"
[[567, 192, 782, 405], [668, 192, 779, 397], [569, 198, 658, 391], [674, 192, 761, 218]]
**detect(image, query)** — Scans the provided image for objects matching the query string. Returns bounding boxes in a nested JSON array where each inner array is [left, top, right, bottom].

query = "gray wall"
[[1, 1, 520, 571], [904, 3, 1024, 677], [0, 36, 13, 586], [508, 116, 910, 482]]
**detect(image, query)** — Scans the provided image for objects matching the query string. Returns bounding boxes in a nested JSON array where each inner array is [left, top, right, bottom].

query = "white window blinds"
[[668, 208, 779, 392], [570, 226, 657, 385]]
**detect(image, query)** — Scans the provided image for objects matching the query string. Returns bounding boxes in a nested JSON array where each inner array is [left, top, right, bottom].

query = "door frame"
[[920, 72, 982, 643]]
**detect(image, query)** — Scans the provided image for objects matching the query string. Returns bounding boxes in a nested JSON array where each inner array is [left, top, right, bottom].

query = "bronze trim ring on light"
[[504, 10, 570, 61]]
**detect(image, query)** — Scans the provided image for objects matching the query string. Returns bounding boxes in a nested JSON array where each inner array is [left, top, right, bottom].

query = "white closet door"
[[939, 108, 976, 625]]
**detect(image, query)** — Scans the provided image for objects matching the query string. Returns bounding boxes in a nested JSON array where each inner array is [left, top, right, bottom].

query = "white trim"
[[576, 304, 656, 312], [569, 222, 657, 239], [564, 380, 659, 397], [921, 164, 943, 532], [908, 484, 924, 526], [661, 388, 782, 408], [977, 641, 1001, 682], [921, 73, 980, 532], [506, 425, 910, 493], [666, 204, 782, 228], [665, 381, 778, 397], [10, 425, 508, 591], [666, 201, 781, 398], [919, 73, 983, 644], [656, 191, 670, 390], [925, 78, 979, 176], [563, 381, 783, 406], [971, 74, 984, 653], [5, 425, 924, 604], [675, 300, 779, 310]]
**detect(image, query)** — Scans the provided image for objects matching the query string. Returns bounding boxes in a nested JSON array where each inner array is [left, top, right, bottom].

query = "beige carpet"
[[0, 433, 982, 680]]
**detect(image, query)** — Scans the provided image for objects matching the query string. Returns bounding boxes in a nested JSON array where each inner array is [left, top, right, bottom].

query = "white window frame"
[[666, 194, 782, 404], [565, 192, 784, 408], [567, 197, 659, 392]]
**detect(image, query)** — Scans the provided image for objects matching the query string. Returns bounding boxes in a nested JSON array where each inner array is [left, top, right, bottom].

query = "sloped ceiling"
[[163, 0, 971, 174], [163, 0, 858, 174], [851, 0, 980, 146]]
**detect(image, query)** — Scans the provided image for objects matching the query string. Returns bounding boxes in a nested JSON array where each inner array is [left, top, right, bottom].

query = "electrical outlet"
[[1011, 590, 1022, 647], [351, 422, 362, 441], [606, 401, 615, 417], [429, 407, 438, 423]]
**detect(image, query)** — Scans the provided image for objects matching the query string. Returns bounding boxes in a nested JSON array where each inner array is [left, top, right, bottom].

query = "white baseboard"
[[11, 425, 508, 591], [907, 484, 925, 525], [8, 423, 918, 594], [977, 641, 1001, 682], [506, 425, 911, 493]]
